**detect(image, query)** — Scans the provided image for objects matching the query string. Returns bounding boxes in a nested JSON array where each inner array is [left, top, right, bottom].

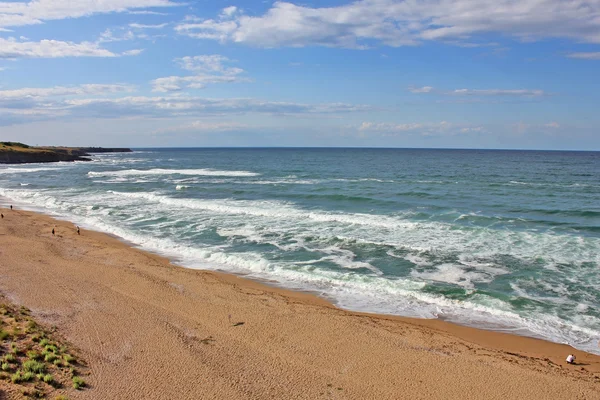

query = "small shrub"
[[53, 358, 63, 366], [44, 353, 58, 363], [1, 362, 11, 371], [63, 354, 75, 364], [45, 344, 58, 353], [55, 395, 69, 400], [72, 376, 85, 389], [39, 339, 50, 347], [23, 359, 45, 373], [22, 371, 34, 381], [27, 351, 41, 360], [26, 320, 38, 333], [4, 353, 16, 363], [0, 329, 8, 340], [43, 374, 54, 384], [11, 326, 23, 338], [11, 371, 23, 383]]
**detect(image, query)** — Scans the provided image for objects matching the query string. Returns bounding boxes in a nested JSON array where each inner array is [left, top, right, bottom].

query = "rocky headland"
[[0, 142, 132, 164]]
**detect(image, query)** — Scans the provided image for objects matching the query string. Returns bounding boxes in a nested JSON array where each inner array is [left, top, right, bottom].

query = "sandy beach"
[[0, 207, 598, 399]]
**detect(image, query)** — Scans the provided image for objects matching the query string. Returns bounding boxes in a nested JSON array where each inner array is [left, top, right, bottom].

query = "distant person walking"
[[1, 213, 3, 218], [10, 205, 12, 210], [76, 226, 80, 235], [52, 228, 55, 236]]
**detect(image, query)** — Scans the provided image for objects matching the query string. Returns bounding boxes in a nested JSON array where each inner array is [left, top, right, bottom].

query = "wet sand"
[[0, 208, 599, 399]]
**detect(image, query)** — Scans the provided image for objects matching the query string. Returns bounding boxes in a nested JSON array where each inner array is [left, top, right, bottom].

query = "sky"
[[0, 0, 599, 149]]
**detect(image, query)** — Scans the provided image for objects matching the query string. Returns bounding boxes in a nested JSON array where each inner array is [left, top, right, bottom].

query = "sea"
[[0, 148, 599, 354]]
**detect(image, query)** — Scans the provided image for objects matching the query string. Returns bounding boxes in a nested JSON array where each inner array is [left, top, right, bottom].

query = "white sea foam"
[[410, 264, 492, 289], [0, 167, 61, 174], [88, 168, 259, 177], [94, 190, 600, 266], [2, 186, 600, 354]]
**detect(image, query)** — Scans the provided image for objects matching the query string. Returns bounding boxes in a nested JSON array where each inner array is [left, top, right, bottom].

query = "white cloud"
[[0, 84, 135, 99], [0, 0, 179, 29], [451, 89, 546, 96], [152, 55, 248, 92], [220, 6, 238, 18], [409, 86, 433, 93], [175, 1, 600, 48], [153, 120, 248, 134], [122, 49, 144, 56], [513, 121, 562, 133], [567, 52, 600, 60], [128, 10, 169, 16], [359, 122, 423, 131], [409, 86, 547, 97], [97, 28, 135, 43], [129, 23, 168, 29], [359, 121, 486, 136], [0, 91, 373, 126], [176, 55, 241, 74], [0, 37, 116, 58], [175, 18, 238, 42]]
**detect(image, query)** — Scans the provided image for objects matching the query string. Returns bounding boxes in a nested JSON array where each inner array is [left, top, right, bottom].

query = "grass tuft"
[[72, 376, 85, 390], [63, 354, 75, 364], [0, 329, 9, 340], [11, 370, 23, 383], [42, 373, 54, 384], [22, 371, 34, 381], [44, 344, 58, 353], [1, 362, 11, 371], [27, 350, 41, 360], [23, 359, 46, 373]]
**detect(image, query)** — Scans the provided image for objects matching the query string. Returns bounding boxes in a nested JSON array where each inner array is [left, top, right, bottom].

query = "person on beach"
[[52, 228, 55, 236], [566, 354, 576, 364], [10, 205, 12, 210], [1, 213, 3, 219], [76, 226, 80, 235]]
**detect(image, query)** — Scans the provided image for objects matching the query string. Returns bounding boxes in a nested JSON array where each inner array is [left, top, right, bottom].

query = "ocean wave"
[[2, 186, 600, 354], [0, 167, 62, 174], [88, 168, 260, 178]]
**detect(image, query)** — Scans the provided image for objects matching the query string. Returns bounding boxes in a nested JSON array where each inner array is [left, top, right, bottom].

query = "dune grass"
[[0, 295, 88, 398]]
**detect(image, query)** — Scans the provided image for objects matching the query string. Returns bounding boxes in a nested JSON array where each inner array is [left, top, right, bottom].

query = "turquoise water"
[[1, 148, 599, 353]]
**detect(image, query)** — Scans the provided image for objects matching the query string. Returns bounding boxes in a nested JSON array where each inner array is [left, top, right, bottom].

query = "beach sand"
[[0, 207, 598, 399]]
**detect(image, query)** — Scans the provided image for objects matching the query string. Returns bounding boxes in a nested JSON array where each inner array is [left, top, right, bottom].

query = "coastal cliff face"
[[0, 142, 132, 164]]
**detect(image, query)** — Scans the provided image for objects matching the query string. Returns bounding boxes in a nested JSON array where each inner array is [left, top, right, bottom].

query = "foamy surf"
[[88, 168, 260, 177], [0, 148, 599, 354]]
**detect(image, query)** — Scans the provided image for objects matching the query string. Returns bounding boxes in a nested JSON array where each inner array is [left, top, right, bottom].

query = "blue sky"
[[0, 0, 599, 149]]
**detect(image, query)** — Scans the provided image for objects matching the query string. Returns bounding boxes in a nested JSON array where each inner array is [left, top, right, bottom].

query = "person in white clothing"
[[566, 354, 576, 364]]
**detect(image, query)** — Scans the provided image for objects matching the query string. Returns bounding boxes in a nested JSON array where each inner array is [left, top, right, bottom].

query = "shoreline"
[[3, 197, 597, 356], [1, 207, 599, 398]]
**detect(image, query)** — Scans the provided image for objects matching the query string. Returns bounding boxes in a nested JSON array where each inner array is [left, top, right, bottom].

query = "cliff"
[[0, 142, 132, 164]]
